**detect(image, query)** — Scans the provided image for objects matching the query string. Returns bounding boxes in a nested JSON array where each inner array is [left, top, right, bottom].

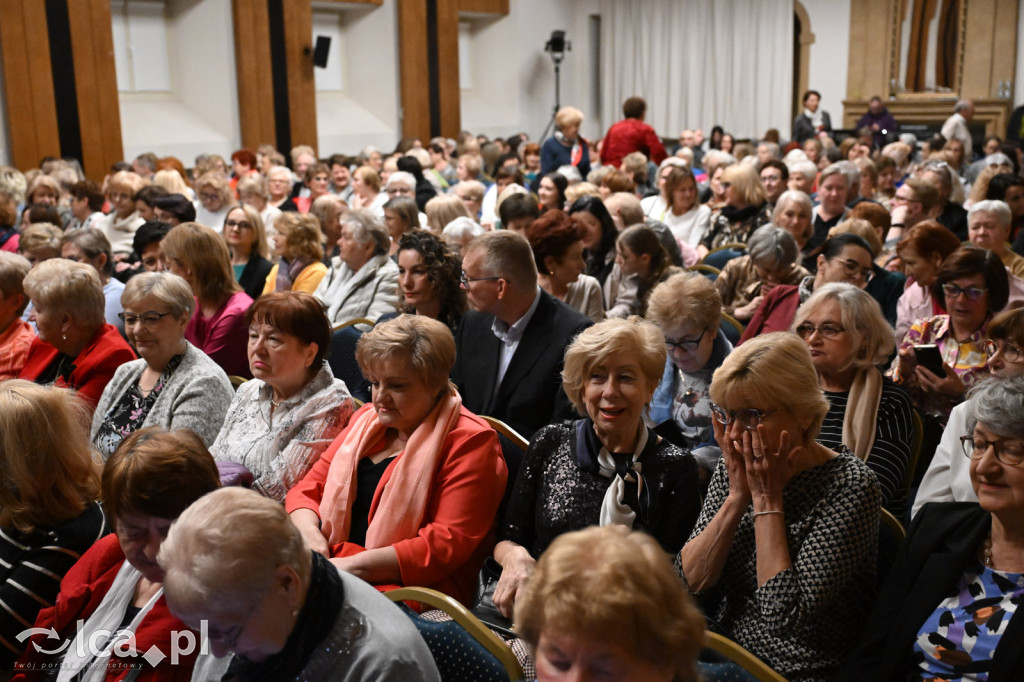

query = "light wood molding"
[[398, 0, 431, 140], [282, 0, 318, 151], [232, 0, 277, 150], [842, 97, 1010, 137]]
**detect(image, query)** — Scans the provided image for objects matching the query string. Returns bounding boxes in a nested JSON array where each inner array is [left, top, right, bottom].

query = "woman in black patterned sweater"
[[793, 282, 914, 517], [677, 332, 880, 682]]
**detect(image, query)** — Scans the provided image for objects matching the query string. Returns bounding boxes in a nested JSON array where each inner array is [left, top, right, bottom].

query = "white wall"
[[117, 0, 241, 163], [800, 0, 851, 127], [313, 1, 400, 156]]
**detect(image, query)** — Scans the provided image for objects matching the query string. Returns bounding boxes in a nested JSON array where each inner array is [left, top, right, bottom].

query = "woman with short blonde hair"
[[263, 212, 327, 295], [424, 194, 471, 234], [193, 171, 234, 232], [700, 163, 771, 254], [351, 165, 386, 217]]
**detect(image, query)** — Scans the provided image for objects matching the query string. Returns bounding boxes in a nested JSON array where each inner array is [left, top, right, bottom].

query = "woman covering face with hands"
[[676, 332, 880, 682]]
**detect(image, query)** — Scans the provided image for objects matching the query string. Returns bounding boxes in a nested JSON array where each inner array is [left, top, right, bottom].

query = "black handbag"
[[470, 557, 516, 637]]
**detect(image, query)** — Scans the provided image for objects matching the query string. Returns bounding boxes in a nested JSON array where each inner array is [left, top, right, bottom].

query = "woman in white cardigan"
[[91, 272, 234, 457]]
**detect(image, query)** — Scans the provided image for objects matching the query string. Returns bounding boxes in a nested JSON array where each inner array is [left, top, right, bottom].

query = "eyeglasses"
[[224, 219, 252, 230], [961, 435, 1024, 466], [984, 340, 1024, 363], [460, 271, 503, 288], [710, 403, 776, 431], [386, 187, 412, 196], [830, 257, 874, 283], [665, 327, 708, 352], [941, 283, 988, 301], [207, 596, 263, 650], [200, 192, 221, 202], [892, 193, 921, 204], [795, 321, 846, 339], [118, 311, 173, 327]]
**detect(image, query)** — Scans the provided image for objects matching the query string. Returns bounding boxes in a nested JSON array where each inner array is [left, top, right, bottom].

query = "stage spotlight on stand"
[[540, 31, 571, 141]]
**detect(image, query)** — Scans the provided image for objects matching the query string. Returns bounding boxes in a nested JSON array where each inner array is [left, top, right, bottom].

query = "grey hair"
[[121, 271, 195, 321], [342, 208, 390, 255], [966, 376, 1024, 440], [773, 190, 813, 223], [747, 225, 799, 271], [385, 171, 416, 190], [792, 282, 895, 369], [442, 217, 485, 242], [787, 159, 819, 181], [970, 200, 1012, 227], [954, 99, 973, 114], [834, 160, 861, 186], [985, 153, 1013, 168], [758, 142, 781, 159]]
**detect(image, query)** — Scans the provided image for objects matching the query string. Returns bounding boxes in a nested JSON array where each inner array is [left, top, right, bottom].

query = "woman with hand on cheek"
[[677, 332, 880, 682]]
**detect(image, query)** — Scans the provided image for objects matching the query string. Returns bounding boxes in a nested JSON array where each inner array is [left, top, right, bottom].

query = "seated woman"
[[159, 488, 439, 681], [159, 222, 253, 378], [641, 163, 712, 251], [794, 283, 915, 516], [61, 228, 127, 334], [537, 172, 568, 213], [699, 163, 772, 256], [677, 332, 880, 682], [890, 246, 1009, 425], [19, 259, 136, 411], [526, 209, 604, 323], [0, 381, 106, 670], [772, 191, 814, 260], [516, 526, 705, 682], [914, 307, 1024, 514], [382, 230, 466, 331], [285, 315, 507, 604], [0, 252, 33, 379], [569, 196, 617, 286], [262, 212, 328, 295], [293, 163, 331, 214], [96, 170, 146, 256], [494, 318, 701, 618], [383, 196, 420, 258], [605, 224, 680, 318], [839, 377, 1024, 680], [894, 220, 963, 343], [350, 165, 387, 218], [212, 292, 354, 502], [314, 208, 399, 326], [424, 195, 471, 235], [192, 171, 233, 233], [715, 225, 810, 322], [14, 427, 221, 680], [647, 272, 732, 475], [91, 273, 234, 458], [224, 203, 273, 301]]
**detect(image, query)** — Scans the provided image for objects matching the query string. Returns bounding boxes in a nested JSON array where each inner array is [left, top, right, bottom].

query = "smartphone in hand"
[[914, 344, 946, 376]]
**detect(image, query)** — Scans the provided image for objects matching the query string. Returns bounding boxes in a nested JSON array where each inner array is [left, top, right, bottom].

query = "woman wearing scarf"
[[262, 212, 327, 296], [160, 488, 440, 682], [792, 89, 832, 143], [492, 317, 701, 619], [699, 164, 772, 255], [793, 283, 915, 517], [285, 315, 507, 606], [14, 427, 220, 681], [535, 106, 591, 192]]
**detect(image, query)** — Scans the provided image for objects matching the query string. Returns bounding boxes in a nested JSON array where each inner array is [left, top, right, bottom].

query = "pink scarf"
[[319, 390, 462, 548]]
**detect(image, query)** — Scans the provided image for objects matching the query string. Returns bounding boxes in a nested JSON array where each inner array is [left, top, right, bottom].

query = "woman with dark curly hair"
[[381, 230, 466, 331]]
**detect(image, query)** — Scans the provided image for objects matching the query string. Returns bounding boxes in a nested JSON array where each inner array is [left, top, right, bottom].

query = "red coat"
[[18, 324, 136, 410], [286, 403, 508, 605], [13, 535, 197, 682], [739, 283, 801, 344], [600, 118, 668, 168]]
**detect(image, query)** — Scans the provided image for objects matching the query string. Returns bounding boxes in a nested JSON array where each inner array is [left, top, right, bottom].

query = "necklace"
[[982, 533, 994, 568]]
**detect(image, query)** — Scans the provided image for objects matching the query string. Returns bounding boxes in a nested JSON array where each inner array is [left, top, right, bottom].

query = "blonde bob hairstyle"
[[355, 314, 456, 396], [159, 222, 241, 302], [515, 525, 705, 681], [193, 171, 234, 206], [274, 211, 324, 262], [562, 317, 666, 416], [24, 258, 106, 328], [225, 203, 269, 260], [721, 163, 767, 207], [18, 222, 63, 258], [107, 170, 147, 197], [425, 194, 472, 234], [0, 380, 100, 532], [353, 166, 382, 194], [709, 332, 829, 445], [646, 271, 722, 336], [554, 106, 584, 131], [152, 169, 192, 197], [159, 487, 309, 621], [792, 282, 895, 370]]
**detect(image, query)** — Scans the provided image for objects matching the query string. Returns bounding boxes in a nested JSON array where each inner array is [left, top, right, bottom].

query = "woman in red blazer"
[[18, 259, 135, 411]]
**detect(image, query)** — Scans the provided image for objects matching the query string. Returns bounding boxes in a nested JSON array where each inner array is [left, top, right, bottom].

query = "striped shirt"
[[0, 502, 107, 666]]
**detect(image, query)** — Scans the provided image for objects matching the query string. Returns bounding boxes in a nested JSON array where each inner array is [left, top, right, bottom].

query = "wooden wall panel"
[[232, 0, 276, 149], [398, 0, 431, 140], [436, 0, 461, 138], [458, 0, 507, 14], [282, 0, 318, 151], [992, 0, 1018, 100], [961, 0, 995, 100], [0, 0, 60, 171], [67, 0, 123, 181]]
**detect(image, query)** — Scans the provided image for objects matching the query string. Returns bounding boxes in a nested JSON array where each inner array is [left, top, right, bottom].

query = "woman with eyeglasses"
[[890, 246, 1010, 424], [793, 283, 915, 517], [699, 164, 771, 257], [91, 273, 234, 458], [223, 204, 273, 301], [678, 332, 880, 682], [740, 233, 876, 342], [839, 377, 1024, 682], [914, 307, 1024, 515], [493, 318, 700, 621]]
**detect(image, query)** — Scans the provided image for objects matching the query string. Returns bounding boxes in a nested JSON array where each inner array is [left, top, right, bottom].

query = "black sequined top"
[[498, 421, 701, 557]]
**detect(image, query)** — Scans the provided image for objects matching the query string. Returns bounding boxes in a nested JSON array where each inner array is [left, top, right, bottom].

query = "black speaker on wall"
[[312, 35, 331, 68]]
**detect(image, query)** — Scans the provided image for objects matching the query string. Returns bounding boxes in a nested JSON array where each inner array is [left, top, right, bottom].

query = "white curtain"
[[599, 0, 794, 141]]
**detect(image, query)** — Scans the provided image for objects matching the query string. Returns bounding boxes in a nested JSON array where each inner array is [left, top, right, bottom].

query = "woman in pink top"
[[0, 252, 34, 379], [159, 223, 253, 378]]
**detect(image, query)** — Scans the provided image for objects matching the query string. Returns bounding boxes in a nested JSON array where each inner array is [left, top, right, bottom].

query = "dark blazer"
[[838, 503, 1024, 682], [451, 290, 592, 440], [792, 110, 832, 143], [238, 252, 274, 301]]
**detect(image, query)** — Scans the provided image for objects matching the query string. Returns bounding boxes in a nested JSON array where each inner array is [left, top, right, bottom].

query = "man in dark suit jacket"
[[452, 231, 592, 440]]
